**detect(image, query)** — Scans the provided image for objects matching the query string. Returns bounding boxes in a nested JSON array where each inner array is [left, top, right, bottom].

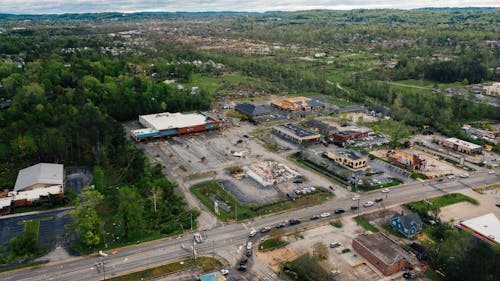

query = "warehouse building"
[[272, 123, 321, 144], [443, 137, 482, 155], [303, 119, 337, 136], [324, 149, 367, 169], [331, 129, 369, 143], [131, 112, 221, 142], [352, 233, 416, 276]]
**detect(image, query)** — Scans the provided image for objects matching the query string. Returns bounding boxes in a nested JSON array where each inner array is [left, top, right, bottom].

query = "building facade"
[[387, 151, 425, 171], [272, 123, 321, 144], [324, 149, 367, 169], [443, 137, 482, 155], [390, 212, 423, 238]]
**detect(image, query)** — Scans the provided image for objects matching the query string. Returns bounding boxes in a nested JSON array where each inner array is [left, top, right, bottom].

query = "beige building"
[[443, 137, 482, 155], [324, 149, 367, 169]]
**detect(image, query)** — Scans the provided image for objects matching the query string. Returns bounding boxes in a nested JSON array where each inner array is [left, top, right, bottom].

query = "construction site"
[[244, 160, 301, 186]]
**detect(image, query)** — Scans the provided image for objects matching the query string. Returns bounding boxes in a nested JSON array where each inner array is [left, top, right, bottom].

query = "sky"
[[0, 0, 498, 14]]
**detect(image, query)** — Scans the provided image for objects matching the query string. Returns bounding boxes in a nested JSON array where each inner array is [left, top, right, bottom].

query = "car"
[[237, 265, 247, 271], [496, 203, 500, 208], [352, 196, 360, 201], [436, 178, 444, 182], [447, 175, 456, 179], [220, 269, 229, 275], [239, 258, 248, 265], [460, 173, 469, 178], [334, 208, 345, 214], [381, 188, 390, 193], [350, 206, 358, 210], [375, 198, 383, 203], [320, 212, 331, 218], [488, 170, 495, 175], [363, 201, 374, 207], [310, 215, 320, 220], [260, 226, 271, 233], [276, 222, 286, 228], [289, 219, 301, 225], [246, 249, 252, 257], [329, 242, 341, 248], [249, 229, 257, 237], [293, 179, 303, 184]]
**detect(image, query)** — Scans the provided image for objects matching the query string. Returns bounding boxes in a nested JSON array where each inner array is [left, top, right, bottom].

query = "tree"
[[70, 187, 104, 247], [116, 186, 145, 239]]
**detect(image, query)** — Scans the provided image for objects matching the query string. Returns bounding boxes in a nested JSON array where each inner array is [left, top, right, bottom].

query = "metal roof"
[[235, 103, 271, 116], [14, 163, 64, 192]]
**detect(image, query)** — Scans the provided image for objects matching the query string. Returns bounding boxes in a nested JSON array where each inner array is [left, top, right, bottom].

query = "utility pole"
[[190, 212, 193, 231], [102, 260, 106, 280]]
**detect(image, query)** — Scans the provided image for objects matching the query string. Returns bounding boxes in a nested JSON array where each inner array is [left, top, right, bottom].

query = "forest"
[[0, 8, 499, 258]]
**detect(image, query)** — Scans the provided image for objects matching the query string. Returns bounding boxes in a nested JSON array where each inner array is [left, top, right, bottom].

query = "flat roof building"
[[353, 233, 416, 276], [331, 129, 370, 143], [303, 119, 337, 136], [271, 97, 325, 111], [234, 103, 271, 119], [443, 137, 482, 155], [131, 112, 221, 142], [387, 151, 425, 171], [324, 149, 367, 169], [460, 213, 500, 245], [272, 123, 321, 144]]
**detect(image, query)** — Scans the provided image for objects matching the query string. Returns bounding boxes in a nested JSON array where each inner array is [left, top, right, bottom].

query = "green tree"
[[116, 186, 145, 239], [70, 187, 104, 247]]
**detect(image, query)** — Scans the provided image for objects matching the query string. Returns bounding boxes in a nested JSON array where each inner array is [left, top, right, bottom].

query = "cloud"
[[1, 0, 498, 14]]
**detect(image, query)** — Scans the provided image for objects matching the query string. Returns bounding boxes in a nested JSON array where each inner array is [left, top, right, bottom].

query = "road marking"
[[241, 223, 248, 230], [123, 257, 128, 263]]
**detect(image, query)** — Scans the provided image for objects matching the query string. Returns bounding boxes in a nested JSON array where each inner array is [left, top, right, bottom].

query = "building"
[[462, 125, 498, 145], [484, 82, 500, 97], [324, 149, 367, 169], [331, 129, 369, 143], [352, 233, 416, 276], [390, 212, 423, 238], [387, 151, 425, 171], [131, 112, 221, 142], [198, 271, 226, 281], [303, 119, 337, 136], [272, 123, 321, 144], [443, 137, 482, 155], [459, 213, 500, 245], [366, 106, 392, 118], [334, 105, 364, 114], [1, 163, 64, 215], [271, 97, 325, 111], [234, 103, 271, 119]]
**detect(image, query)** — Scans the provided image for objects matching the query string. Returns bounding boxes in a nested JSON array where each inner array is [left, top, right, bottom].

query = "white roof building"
[[138, 112, 209, 131], [460, 213, 500, 245], [14, 163, 64, 192]]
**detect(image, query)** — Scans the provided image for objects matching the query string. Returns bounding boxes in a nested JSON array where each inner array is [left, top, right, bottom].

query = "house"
[[352, 233, 417, 276], [390, 212, 423, 238], [234, 103, 271, 119], [484, 82, 500, 97]]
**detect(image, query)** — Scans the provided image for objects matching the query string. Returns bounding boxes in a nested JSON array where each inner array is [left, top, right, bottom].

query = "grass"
[[0, 261, 47, 273], [184, 171, 216, 181], [106, 256, 222, 281], [259, 238, 288, 252], [354, 216, 379, 233], [404, 193, 478, 220], [383, 223, 410, 239], [358, 178, 402, 192], [330, 220, 342, 228], [424, 269, 442, 281], [71, 232, 166, 256], [191, 181, 331, 222]]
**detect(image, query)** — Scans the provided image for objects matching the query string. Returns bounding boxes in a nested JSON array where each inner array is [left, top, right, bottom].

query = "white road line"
[[241, 222, 248, 230]]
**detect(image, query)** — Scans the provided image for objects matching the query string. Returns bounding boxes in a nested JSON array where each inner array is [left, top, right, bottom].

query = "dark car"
[[334, 208, 345, 214], [496, 203, 500, 208], [237, 265, 247, 271], [310, 215, 320, 220], [276, 222, 286, 228], [350, 206, 358, 210], [239, 258, 248, 265], [289, 219, 301, 225], [375, 198, 383, 203], [293, 179, 303, 184]]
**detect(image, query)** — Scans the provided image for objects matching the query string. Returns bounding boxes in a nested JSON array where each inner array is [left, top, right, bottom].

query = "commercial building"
[[331, 129, 369, 143], [443, 137, 482, 155], [459, 213, 500, 245], [387, 151, 425, 171], [303, 119, 337, 136], [352, 233, 416, 276], [234, 103, 271, 119], [272, 123, 321, 144], [324, 149, 367, 169], [390, 212, 423, 238], [271, 97, 325, 111], [462, 125, 499, 145], [1, 163, 64, 215], [131, 112, 221, 142]]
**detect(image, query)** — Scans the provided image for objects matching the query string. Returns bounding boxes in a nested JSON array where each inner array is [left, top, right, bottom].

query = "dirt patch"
[[439, 189, 500, 222], [255, 247, 299, 271]]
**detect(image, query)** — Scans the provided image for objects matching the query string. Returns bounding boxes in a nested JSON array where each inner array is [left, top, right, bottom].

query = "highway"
[[1, 171, 498, 281]]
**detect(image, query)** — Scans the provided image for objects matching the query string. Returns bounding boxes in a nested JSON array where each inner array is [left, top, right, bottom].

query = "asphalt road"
[[1, 171, 498, 281]]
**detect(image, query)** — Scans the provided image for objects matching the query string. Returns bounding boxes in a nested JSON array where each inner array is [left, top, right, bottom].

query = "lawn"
[[383, 223, 410, 239], [330, 220, 342, 228], [353, 216, 379, 233], [259, 238, 288, 252], [358, 178, 402, 192], [404, 193, 478, 220], [107, 256, 222, 281], [191, 181, 331, 222]]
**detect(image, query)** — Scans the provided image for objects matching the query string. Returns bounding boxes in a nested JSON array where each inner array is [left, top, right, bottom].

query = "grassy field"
[[353, 216, 379, 233], [358, 178, 402, 192], [330, 220, 342, 228], [404, 193, 478, 220], [191, 181, 331, 222], [107, 256, 222, 281], [259, 238, 288, 252]]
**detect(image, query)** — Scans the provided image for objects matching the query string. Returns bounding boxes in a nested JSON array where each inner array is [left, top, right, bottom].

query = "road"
[[1, 171, 498, 281]]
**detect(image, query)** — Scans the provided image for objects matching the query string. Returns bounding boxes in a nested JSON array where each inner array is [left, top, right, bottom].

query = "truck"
[[193, 233, 203, 243]]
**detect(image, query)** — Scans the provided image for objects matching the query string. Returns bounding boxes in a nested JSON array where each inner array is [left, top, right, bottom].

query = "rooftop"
[[276, 123, 318, 138], [303, 119, 337, 133], [354, 233, 413, 265], [336, 105, 364, 113], [332, 148, 364, 160], [235, 103, 271, 116], [139, 112, 212, 131], [445, 137, 482, 150], [14, 163, 64, 192], [460, 213, 500, 244]]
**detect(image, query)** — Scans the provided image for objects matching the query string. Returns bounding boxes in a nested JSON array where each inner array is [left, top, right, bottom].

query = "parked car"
[[220, 269, 229, 275], [289, 219, 301, 225], [496, 203, 500, 208], [460, 173, 469, 178], [249, 229, 257, 237], [293, 179, 303, 184], [363, 201, 374, 207], [447, 175, 456, 179], [375, 198, 383, 203], [260, 226, 271, 233], [329, 242, 341, 248], [350, 206, 358, 210], [320, 212, 331, 218], [334, 208, 345, 214], [488, 170, 495, 175], [276, 222, 286, 228], [239, 258, 248, 265], [352, 195, 360, 201], [237, 265, 247, 271], [310, 215, 320, 220], [381, 188, 390, 193]]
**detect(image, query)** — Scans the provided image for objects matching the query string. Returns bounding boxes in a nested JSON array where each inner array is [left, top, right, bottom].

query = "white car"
[[447, 175, 456, 179], [320, 212, 331, 218], [220, 269, 229, 275], [460, 173, 469, 178], [488, 170, 495, 175], [363, 201, 374, 207], [249, 229, 257, 237], [381, 188, 390, 193], [352, 194, 360, 201]]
